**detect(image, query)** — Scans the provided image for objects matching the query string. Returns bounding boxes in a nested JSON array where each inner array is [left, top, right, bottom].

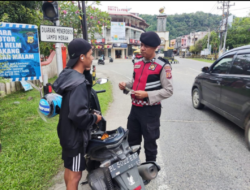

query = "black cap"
[[67, 38, 92, 68], [140, 31, 161, 47]]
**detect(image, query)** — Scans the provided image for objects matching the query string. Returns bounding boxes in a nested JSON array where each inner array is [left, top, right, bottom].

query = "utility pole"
[[222, 1, 235, 53], [207, 27, 211, 54], [82, 1, 88, 41], [54, 20, 63, 76], [77, 1, 88, 41], [217, 1, 226, 53]]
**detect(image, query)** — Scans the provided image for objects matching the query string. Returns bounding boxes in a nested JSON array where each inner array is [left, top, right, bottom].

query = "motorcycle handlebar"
[[96, 90, 106, 93]]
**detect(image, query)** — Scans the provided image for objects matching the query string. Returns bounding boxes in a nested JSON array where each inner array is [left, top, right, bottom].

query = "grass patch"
[[93, 81, 113, 115], [188, 58, 215, 64], [0, 79, 112, 190]]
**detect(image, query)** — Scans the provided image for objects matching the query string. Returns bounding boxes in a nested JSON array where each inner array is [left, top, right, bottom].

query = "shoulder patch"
[[164, 65, 171, 71], [164, 65, 172, 79]]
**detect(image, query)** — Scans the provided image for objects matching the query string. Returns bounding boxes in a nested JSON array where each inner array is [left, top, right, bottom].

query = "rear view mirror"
[[96, 78, 108, 85], [202, 67, 210, 73]]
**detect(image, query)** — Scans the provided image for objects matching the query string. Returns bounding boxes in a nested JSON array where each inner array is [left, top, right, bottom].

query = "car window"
[[230, 54, 250, 75], [212, 56, 233, 74]]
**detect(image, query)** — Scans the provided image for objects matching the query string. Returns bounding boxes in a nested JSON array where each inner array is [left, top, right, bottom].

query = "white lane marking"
[[158, 185, 170, 190], [110, 69, 131, 80], [189, 68, 201, 73], [161, 120, 212, 123], [157, 142, 170, 190]]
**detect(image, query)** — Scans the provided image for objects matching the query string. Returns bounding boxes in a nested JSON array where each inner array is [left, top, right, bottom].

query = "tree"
[[59, 1, 110, 45], [0, 1, 111, 55], [226, 17, 250, 49], [140, 12, 222, 40], [0, 1, 54, 56]]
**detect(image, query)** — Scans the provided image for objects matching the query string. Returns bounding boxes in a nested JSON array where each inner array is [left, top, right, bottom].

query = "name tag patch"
[[134, 65, 141, 69], [149, 63, 157, 71]]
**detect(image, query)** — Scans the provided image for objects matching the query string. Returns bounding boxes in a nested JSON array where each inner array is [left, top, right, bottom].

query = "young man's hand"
[[94, 114, 102, 124], [119, 82, 126, 90], [134, 90, 148, 99]]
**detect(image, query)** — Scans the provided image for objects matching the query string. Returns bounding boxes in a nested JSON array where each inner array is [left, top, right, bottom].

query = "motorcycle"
[[109, 56, 113, 63], [98, 56, 105, 65], [38, 78, 161, 190], [81, 78, 161, 190]]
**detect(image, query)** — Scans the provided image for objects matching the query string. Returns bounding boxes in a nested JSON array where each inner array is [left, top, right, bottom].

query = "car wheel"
[[192, 88, 204, 109], [245, 121, 250, 151]]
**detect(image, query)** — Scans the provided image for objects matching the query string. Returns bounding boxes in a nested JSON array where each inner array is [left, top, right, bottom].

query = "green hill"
[[140, 12, 222, 40]]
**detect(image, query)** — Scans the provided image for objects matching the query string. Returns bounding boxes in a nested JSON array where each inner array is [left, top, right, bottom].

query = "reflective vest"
[[131, 58, 167, 107]]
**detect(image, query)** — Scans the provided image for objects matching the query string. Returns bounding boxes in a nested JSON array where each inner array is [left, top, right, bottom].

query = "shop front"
[[92, 45, 104, 59], [111, 43, 128, 59], [104, 45, 112, 58]]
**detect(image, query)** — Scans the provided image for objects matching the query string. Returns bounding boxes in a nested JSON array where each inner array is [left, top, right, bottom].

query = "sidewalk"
[[49, 69, 137, 190]]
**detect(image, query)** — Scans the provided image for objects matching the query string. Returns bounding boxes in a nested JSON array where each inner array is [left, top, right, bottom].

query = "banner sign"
[[40, 25, 73, 43], [111, 22, 126, 43], [113, 43, 127, 48], [91, 38, 105, 45], [0, 23, 42, 81]]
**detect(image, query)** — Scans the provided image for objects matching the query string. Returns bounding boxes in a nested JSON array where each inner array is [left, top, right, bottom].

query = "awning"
[[104, 45, 112, 49], [133, 49, 141, 53], [92, 45, 103, 49], [132, 46, 139, 49]]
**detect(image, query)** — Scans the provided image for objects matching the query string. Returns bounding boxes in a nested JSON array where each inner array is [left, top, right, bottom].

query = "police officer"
[[119, 31, 173, 162]]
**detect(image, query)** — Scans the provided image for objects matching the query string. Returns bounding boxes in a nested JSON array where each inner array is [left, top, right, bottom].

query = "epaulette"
[[158, 57, 170, 64], [157, 57, 172, 70]]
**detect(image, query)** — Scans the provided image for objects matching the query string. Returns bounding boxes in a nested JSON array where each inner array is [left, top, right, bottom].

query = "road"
[[51, 57, 250, 190], [97, 57, 250, 190]]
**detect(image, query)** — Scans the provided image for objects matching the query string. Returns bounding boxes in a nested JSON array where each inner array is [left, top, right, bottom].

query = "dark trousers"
[[127, 104, 161, 161]]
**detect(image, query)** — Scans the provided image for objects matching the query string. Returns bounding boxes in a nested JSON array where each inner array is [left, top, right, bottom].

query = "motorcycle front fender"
[[114, 166, 145, 190]]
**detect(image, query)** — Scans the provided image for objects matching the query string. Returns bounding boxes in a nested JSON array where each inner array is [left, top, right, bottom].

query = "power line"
[[230, 7, 250, 11]]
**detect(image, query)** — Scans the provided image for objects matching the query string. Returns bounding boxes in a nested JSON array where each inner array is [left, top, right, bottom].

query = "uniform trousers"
[[127, 104, 161, 161]]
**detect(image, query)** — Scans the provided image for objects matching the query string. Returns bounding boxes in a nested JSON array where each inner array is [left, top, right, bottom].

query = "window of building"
[[230, 54, 250, 75]]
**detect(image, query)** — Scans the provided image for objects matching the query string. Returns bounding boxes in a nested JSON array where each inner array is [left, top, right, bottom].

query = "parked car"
[[191, 45, 250, 150]]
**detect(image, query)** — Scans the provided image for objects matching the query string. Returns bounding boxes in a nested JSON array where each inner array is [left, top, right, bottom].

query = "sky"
[[89, 1, 250, 18]]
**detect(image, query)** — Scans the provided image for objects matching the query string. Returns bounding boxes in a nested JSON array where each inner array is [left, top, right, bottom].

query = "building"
[[91, 6, 149, 60], [188, 31, 208, 47], [170, 39, 176, 48], [179, 35, 189, 56], [174, 36, 182, 55]]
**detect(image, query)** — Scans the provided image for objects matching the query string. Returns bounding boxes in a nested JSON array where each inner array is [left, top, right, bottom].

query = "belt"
[[132, 98, 160, 106]]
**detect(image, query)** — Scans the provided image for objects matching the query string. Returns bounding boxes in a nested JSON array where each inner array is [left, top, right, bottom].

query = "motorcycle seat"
[[86, 127, 127, 154]]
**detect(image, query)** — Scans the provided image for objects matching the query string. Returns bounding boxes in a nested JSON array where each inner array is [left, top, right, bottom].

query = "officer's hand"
[[94, 114, 102, 124], [134, 91, 148, 99], [119, 82, 126, 90]]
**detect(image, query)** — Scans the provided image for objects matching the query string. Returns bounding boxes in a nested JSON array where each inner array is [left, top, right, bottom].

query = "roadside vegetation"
[[188, 58, 214, 64], [0, 77, 112, 190]]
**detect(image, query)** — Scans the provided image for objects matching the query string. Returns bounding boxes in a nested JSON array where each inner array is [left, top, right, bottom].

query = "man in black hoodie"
[[52, 38, 102, 190]]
